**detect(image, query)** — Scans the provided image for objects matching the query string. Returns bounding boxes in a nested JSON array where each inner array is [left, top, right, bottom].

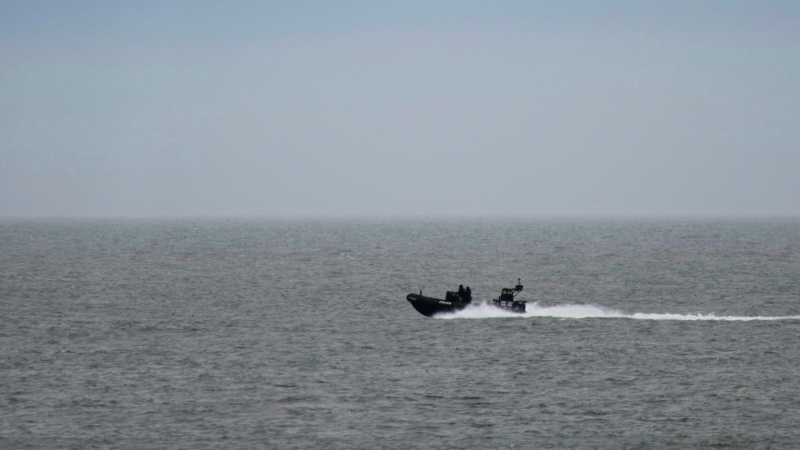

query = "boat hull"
[[406, 293, 470, 317]]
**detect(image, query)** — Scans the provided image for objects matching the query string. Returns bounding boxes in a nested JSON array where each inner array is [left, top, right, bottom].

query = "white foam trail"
[[435, 302, 800, 321]]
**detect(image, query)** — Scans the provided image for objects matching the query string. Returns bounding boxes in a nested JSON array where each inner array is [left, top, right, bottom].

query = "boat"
[[406, 287, 473, 317], [406, 279, 527, 317]]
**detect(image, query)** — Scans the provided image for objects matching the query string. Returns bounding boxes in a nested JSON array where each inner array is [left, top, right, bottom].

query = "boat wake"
[[435, 302, 800, 321]]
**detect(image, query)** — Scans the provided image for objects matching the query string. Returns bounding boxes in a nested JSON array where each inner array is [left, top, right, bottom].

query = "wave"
[[435, 302, 800, 321]]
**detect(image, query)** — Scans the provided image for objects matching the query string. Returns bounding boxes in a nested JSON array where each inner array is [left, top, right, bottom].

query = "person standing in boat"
[[458, 285, 466, 302], [465, 286, 472, 302]]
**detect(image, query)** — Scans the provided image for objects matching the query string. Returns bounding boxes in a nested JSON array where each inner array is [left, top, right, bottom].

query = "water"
[[2, 218, 799, 448]]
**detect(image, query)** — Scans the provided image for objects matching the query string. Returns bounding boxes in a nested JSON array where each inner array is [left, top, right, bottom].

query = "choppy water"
[[2, 218, 799, 448]]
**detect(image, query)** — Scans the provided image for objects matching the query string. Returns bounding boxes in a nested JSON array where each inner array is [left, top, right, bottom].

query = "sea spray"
[[437, 302, 800, 321]]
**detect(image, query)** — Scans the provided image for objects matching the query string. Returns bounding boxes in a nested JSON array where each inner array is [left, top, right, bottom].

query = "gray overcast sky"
[[2, 1, 799, 218]]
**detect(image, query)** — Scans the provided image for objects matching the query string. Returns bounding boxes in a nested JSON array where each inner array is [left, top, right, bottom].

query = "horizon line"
[[1, 212, 799, 222]]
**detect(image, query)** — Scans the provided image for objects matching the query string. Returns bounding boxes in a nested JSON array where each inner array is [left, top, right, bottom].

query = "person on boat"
[[458, 285, 465, 302], [465, 286, 472, 301]]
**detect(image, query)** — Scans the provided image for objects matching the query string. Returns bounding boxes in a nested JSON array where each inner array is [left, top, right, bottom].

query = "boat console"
[[490, 278, 526, 313]]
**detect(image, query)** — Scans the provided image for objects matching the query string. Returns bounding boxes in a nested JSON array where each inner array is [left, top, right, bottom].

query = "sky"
[[1, 1, 799, 218]]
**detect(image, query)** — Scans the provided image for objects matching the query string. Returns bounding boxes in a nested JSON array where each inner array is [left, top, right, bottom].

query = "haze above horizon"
[[2, 1, 799, 218]]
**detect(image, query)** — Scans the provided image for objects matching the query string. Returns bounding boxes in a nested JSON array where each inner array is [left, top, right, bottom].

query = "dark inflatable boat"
[[406, 291, 472, 317], [407, 279, 527, 317]]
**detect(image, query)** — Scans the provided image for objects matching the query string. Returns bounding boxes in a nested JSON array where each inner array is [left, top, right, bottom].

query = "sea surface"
[[2, 218, 800, 448]]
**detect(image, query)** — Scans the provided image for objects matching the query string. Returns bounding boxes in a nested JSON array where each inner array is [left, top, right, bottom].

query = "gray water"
[[2, 218, 800, 448]]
